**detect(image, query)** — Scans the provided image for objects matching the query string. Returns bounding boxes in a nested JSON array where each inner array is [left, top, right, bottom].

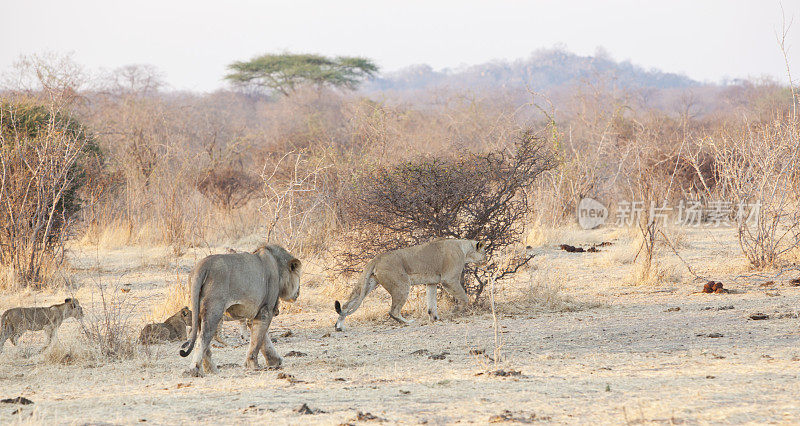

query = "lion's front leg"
[[245, 313, 274, 370], [260, 330, 282, 367], [426, 284, 439, 322], [40, 326, 56, 352]]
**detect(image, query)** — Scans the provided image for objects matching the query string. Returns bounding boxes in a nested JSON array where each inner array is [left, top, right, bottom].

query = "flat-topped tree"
[[225, 53, 378, 96]]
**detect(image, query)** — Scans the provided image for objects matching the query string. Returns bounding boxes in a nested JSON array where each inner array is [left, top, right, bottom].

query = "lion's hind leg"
[[385, 278, 413, 325], [188, 305, 223, 376], [200, 314, 222, 374], [202, 347, 218, 374]]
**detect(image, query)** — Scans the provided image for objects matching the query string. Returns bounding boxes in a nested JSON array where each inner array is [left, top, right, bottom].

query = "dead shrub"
[[196, 167, 260, 211], [709, 116, 800, 268], [0, 100, 100, 288], [259, 151, 332, 257], [79, 279, 139, 359]]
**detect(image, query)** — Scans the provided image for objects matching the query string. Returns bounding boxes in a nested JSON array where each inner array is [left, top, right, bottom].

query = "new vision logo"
[[577, 197, 608, 229]]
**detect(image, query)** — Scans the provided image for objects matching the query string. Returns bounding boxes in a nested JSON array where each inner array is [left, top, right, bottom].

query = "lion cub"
[[139, 307, 192, 345], [0, 298, 84, 353]]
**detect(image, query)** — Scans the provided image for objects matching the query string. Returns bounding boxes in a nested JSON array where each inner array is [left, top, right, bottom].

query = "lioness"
[[139, 307, 192, 345], [334, 239, 487, 331], [179, 244, 301, 376], [0, 298, 84, 353]]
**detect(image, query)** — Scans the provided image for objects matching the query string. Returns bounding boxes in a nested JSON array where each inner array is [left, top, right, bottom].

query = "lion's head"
[[466, 240, 488, 265], [64, 298, 84, 320]]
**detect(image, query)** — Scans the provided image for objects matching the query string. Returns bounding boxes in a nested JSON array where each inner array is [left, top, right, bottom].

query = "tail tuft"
[[179, 341, 193, 357], [334, 301, 342, 315]]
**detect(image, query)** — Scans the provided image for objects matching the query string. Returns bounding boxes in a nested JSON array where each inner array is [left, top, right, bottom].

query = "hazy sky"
[[1, 0, 798, 92]]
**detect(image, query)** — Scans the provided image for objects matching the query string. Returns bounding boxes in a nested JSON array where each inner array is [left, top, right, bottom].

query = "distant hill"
[[364, 48, 699, 94]]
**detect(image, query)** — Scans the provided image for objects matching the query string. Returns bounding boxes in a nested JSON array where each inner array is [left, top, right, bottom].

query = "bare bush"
[[709, 118, 800, 268], [0, 100, 99, 288], [259, 152, 331, 256], [706, 26, 800, 269], [79, 279, 139, 359], [197, 167, 260, 210], [336, 131, 557, 299]]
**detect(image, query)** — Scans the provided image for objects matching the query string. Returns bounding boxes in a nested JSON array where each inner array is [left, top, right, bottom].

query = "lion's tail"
[[179, 267, 207, 357], [335, 257, 378, 317]]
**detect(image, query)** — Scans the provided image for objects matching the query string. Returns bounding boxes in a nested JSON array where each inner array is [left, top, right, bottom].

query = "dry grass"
[[494, 269, 603, 315], [79, 279, 140, 360], [149, 269, 191, 323]]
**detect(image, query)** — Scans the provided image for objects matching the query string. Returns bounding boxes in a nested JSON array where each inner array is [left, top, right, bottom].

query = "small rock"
[[284, 351, 307, 357], [410, 349, 430, 356], [294, 403, 324, 415], [281, 330, 293, 338], [428, 351, 449, 360], [489, 410, 546, 423], [703, 304, 734, 311], [218, 363, 240, 370], [489, 369, 523, 377], [749, 313, 769, 320], [355, 411, 386, 422], [0, 397, 33, 405], [666, 307, 681, 312], [277, 372, 304, 384], [697, 333, 724, 338]]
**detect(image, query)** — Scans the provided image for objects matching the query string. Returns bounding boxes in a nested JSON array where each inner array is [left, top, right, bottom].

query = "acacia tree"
[[225, 53, 378, 96]]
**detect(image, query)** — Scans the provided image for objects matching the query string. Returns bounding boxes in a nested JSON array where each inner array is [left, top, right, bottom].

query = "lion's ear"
[[65, 298, 72, 303], [289, 259, 301, 272]]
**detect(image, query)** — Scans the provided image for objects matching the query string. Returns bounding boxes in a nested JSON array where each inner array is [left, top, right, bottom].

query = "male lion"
[[0, 298, 84, 353], [334, 239, 487, 331], [139, 307, 192, 345], [179, 244, 301, 376]]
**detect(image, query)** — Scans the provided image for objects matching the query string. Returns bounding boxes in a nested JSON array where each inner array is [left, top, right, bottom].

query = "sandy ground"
[[1, 227, 799, 424]]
